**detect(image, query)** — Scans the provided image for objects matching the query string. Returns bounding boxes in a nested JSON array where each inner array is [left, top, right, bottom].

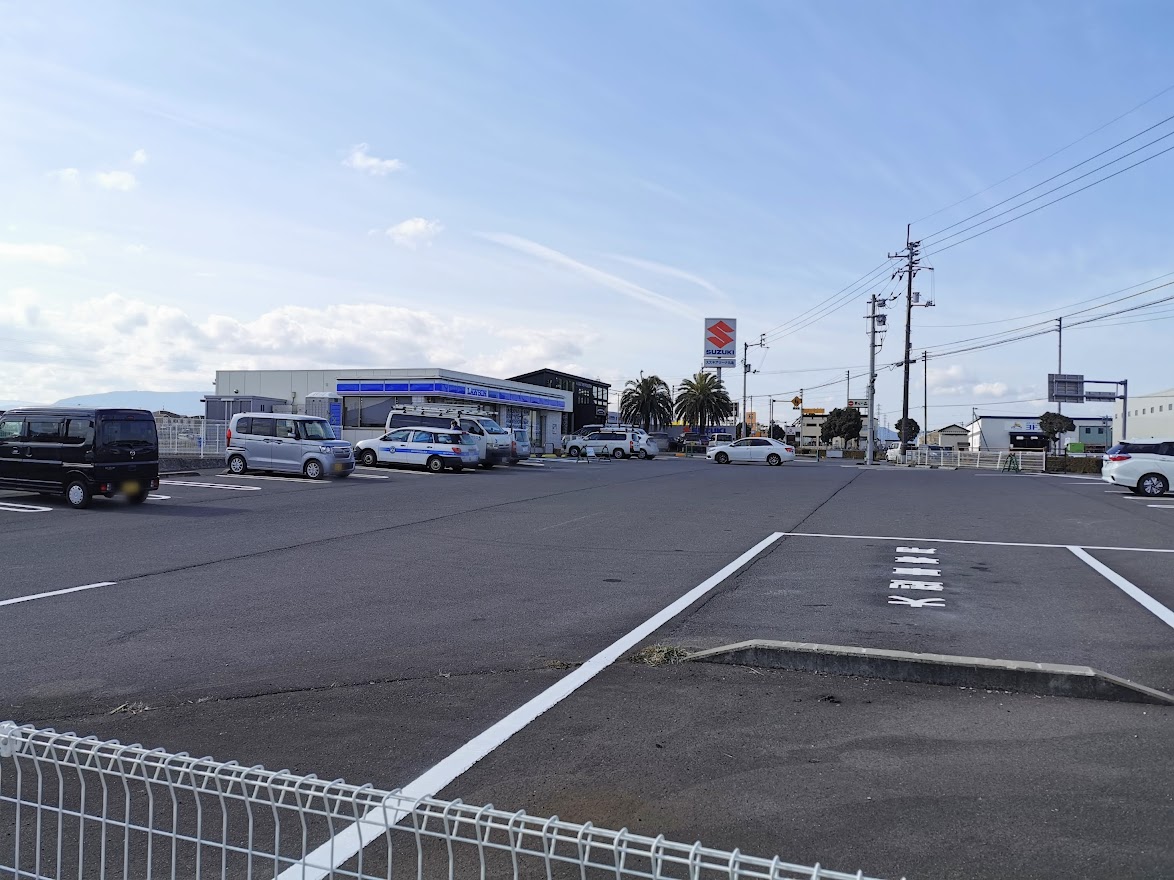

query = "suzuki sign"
[[703, 317, 736, 368]]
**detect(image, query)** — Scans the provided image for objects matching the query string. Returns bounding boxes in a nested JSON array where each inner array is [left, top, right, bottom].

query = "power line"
[[920, 270, 1174, 328], [925, 142, 1174, 257], [912, 82, 1174, 225], [761, 259, 898, 341], [920, 113, 1174, 243]]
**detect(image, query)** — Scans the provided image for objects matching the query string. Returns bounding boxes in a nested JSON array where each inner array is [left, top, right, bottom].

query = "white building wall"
[[968, 415, 1113, 451], [1114, 387, 1174, 440]]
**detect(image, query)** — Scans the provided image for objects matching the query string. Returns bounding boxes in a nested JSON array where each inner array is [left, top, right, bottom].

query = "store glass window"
[[343, 396, 411, 428]]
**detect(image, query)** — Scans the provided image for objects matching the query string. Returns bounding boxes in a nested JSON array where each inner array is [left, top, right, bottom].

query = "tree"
[[674, 372, 735, 436], [1040, 411, 1076, 453], [895, 417, 920, 445], [619, 375, 674, 431], [769, 423, 786, 441], [820, 407, 863, 448]]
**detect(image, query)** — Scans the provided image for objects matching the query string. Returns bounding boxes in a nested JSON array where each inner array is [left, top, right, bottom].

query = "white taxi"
[[355, 426, 480, 473], [707, 437, 795, 466]]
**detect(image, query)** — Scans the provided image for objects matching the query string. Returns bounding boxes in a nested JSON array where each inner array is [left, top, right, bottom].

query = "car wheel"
[[767, 453, 782, 466], [303, 459, 324, 480], [65, 479, 92, 510], [568, 447, 581, 458], [715, 451, 729, 464], [452, 464, 464, 472], [637, 448, 648, 459], [1138, 473, 1169, 497], [480, 461, 495, 469], [612, 447, 625, 459], [228, 454, 247, 475], [127, 488, 150, 504], [426, 455, 444, 473], [361, 449, 378, 467]]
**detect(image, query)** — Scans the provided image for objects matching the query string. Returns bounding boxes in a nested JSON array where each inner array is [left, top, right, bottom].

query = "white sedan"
[[706, 437, 796, 466]]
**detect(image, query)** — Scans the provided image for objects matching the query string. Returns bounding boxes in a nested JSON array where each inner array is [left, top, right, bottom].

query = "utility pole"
[[864, 293, 887, 465], [1056, 317, 1063, 414], [741, 334, 766, 439], [923, 351, 928, 441], [846, 370, 850, 407], [888, 225, 933, 453]]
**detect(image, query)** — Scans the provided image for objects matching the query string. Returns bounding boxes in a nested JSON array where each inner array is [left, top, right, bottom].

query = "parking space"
[[3, 457, 1172, 880]]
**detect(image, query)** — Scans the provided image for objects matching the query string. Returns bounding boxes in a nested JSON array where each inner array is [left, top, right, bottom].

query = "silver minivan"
[[225, 413, 354, 479]]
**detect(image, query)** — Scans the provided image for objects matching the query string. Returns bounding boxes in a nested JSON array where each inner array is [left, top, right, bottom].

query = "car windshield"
[[299, 420, 336, 440], [478, 418, 509, 434], [99, 418, 158, 447]]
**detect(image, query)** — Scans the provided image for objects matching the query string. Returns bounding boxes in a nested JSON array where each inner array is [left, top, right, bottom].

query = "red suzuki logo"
[[706, 320, 734, 349]]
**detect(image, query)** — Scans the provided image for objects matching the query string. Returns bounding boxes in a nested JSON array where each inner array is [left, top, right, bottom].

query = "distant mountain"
[[51, 391, 208, 416], [0, 399, 43, 409]]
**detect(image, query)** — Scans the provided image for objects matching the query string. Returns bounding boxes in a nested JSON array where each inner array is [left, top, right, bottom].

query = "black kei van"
[[0, 407, 160, 509]]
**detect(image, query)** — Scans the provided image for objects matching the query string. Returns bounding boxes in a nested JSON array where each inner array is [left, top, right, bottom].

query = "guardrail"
[[0, 722, 891, 880], [907, 450, 1046, 472], [155, 418, 229, 458]]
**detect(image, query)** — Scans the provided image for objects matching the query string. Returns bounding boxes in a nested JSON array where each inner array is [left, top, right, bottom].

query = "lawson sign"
[[703, 317, 736, 368]]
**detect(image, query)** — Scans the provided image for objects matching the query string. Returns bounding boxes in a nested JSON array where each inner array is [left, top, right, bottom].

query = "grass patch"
[[629, 644, 689, 666]]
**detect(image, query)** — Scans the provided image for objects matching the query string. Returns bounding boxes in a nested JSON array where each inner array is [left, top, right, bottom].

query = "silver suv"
[[226, 413, 354, 479], [566, 429, 658, 459]]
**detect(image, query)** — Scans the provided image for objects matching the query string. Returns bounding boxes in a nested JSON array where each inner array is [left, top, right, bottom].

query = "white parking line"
[[0, 502, 53, 513], [1068, 547, 1174, 631], [0, 582, 118, 609], [1148, 504, 1174, 509], [275, 532, 785, 880], [160, 480, 261, 491], [347, 473, 390, 480], [145, 495, 172, 500], [217, 474, 327, 485], [776, 531, 1174, 553]]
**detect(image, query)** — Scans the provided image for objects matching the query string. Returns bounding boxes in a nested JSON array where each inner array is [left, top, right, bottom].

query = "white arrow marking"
[[894, 567, 941, 576], [896, 547, 936, 553], [895, 556, 939, 564], [888, 595, 946, 607]]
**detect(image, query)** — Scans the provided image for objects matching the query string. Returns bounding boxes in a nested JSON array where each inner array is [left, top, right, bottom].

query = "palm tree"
[[674, 371, 735, 435], [619, 375, 674, 431]]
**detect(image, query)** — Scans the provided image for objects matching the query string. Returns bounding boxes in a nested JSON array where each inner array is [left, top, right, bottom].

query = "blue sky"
[[2, 0, 1172, 425]]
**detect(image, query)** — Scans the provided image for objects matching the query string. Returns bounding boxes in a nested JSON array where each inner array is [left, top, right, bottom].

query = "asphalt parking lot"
[[2, 458, 1171, 879]]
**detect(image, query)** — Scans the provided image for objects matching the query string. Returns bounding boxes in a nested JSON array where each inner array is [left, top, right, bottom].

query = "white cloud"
[[480, 233, 700, 321], [0, 294, 599, 403], [972, 382, 1010, 397], [0, 242, 72, 264], [132, 149, 148, 165], [95, 170, 138, 191], [124, 243, 148, 255], [343, 143, 404, 176], [385, 218, 443, 249], [605, 253, 727, 299], [48, 168, 81, 185]]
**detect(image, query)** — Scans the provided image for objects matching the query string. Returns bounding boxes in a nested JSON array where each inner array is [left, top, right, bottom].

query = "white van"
[[384, 405, 513, 468]]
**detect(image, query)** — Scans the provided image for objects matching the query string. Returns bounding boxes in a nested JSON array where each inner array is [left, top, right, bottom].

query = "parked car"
[[386, 406, 512, 468], [707, 433, 734, 448], [673, 432, 705, 451], [566, 430, 657, 459], [1102, 439, 1174, 496], [560, 424, 605, 452], [226, 413, 355, 479], [707, 437, 795, 466], [510, 429, 531, 462], [0, 407, 160, 508], [647, 432, 672, 452], [356, 426, 479, 472]]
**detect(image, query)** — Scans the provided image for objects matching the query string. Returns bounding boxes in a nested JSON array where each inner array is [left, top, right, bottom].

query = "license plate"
[[333, 462, 344, 473], [122, 481, 141, 495]]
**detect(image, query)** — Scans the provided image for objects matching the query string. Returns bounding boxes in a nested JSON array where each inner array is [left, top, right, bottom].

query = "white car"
[[355, 426, 481, 473], [1102, 439, 1174, 496], [707, 437, 795, 466], [567, 430, 657, 459]]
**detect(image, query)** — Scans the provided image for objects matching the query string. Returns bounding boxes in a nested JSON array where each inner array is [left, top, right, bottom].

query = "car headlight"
[[319, 445, 332, 453]]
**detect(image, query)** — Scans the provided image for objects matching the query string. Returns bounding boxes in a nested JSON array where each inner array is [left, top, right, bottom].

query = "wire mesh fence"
[[0, 722, 893, 880], [155, 418, 229, 458], [907, 449, 1046, 472]]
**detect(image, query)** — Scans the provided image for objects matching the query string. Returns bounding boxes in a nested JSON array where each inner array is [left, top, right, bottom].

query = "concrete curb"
[[687, 639, 1174, 705]]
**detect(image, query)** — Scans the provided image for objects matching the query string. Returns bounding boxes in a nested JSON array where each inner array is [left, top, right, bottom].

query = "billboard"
[[703, 318, 737, 368], [847, 398, 869, 413], [1047, 373, 1084, 404]]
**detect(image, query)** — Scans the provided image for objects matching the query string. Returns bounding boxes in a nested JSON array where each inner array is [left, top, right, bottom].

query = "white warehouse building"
[[967, 413, 1113, 453], [1114, 386, 1174, 440], [206, 368, 573, 450]]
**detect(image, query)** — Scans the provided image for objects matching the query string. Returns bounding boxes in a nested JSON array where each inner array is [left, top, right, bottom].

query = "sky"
[[2, 0, 1173, 425]]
